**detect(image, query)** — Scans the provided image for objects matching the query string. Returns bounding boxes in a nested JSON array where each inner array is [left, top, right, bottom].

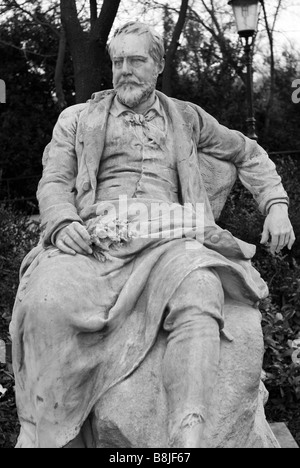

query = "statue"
[[10, 22, 295, 448]]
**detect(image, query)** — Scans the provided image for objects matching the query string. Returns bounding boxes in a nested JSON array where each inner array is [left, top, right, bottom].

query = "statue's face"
[[111, 33, 163, 109]]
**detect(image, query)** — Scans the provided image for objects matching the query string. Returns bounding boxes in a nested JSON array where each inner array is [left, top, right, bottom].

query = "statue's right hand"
[[55, 221, 93, 256]]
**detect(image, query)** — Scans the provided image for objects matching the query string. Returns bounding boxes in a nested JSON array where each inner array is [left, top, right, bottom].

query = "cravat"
[[123, 110, 166, 148]]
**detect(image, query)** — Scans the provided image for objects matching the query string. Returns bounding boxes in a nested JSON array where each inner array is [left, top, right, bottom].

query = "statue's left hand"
[[261, 203, 296, 255]]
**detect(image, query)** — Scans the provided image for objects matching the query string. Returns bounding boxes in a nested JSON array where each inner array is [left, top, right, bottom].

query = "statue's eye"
[[131, 58, 145, 66], [114, 60, 123, 69]]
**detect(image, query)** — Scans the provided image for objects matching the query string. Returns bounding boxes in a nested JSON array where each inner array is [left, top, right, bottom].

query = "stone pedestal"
[[90, 300, 280, 448]]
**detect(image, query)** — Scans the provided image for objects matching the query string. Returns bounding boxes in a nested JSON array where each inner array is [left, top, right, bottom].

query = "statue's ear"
[[158, 59, 165, 75]]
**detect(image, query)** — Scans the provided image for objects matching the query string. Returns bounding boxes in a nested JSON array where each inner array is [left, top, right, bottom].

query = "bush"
[[219, 156, 300, 445], [0, 204, 40, 341], [0, 204, 40, 448]]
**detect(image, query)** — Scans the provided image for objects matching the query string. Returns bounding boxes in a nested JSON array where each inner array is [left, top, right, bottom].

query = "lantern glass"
[[228, 0, 260, 37]]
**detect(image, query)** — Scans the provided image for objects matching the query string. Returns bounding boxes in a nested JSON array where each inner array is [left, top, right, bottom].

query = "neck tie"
[[123, 110, 166, 148]]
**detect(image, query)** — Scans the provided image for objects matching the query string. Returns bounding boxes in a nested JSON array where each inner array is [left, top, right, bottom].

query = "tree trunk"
[[162, 0, 189, 96], [54, 25, 67, 109], [60, 0, 121, 103]]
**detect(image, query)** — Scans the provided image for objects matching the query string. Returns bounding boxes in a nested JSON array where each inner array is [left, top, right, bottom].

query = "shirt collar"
[[110, 94, 164, 118]]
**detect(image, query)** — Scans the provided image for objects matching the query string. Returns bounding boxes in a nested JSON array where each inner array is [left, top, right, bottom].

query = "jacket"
[[37, 89, 289, 260]]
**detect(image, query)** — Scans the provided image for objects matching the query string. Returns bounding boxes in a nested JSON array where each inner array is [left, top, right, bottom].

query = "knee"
[[170, 268, 223, 304], [164, 268, 224, 331]]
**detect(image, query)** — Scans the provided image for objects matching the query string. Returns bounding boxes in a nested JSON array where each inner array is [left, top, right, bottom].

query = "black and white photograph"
[[0, 0, 300, 451]]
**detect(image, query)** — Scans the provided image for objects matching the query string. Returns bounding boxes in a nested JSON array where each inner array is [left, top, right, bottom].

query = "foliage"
[[219, 155, 300, 445], [0, 204, 40, 342], [0, 4, 74, 206], [0, 204, 40, 448], [255, 50, 300, 151], [0, 363, 19, 448]]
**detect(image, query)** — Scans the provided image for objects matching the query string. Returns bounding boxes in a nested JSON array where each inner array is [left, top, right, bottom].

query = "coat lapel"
[[83, 90, 116, 189]]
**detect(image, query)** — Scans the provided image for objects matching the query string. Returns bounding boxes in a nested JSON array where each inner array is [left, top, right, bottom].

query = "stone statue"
[[10, 22, 295, 448]]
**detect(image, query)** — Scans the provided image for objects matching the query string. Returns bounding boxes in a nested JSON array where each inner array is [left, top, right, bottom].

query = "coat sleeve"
[[191, 103, 289, 215], [37, 104, 87, 246]]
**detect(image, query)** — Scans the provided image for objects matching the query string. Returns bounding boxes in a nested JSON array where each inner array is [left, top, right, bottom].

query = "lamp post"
[[228, 0, 260, 140]]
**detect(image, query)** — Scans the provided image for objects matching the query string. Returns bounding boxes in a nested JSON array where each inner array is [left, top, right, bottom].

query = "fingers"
[[71, 223, 93, 254], [60, 235, 90, 255], [260, 227, 269, 245], [288, 230, 296, 250], [269, 235, 279, 255], [269, 230, 296, 255], [56, 222, 93, 256], [274, 233, 286, 254], [261, 216, 295, 255], [263, 208, 296, 254], [56, 238, 77, 256]]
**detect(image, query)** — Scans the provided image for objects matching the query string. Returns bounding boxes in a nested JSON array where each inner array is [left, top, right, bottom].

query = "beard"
[[114, 75, 157, 109]]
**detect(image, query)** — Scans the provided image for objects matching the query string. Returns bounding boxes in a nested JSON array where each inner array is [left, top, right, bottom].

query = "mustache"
[[116, 79, 145, 87]]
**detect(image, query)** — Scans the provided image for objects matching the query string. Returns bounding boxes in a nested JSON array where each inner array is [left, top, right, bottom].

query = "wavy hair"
[[108, 22, 165, 65]]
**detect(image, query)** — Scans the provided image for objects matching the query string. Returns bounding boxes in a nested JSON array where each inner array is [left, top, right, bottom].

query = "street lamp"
[[228, 0, 261, 140]]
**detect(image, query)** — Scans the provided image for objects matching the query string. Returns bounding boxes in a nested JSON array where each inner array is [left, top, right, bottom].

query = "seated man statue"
[[10, 22, 295, 449]]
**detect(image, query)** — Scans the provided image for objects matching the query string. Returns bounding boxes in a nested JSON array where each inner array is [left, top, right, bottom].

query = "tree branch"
[[8, 0, 60, 37], [200, 0, 222, 37], [90, 0, 97, 27], [188, 5, 244, 80], [60, 0, 84, 47], [0, 38, 57, 57], [162, 0, 189, 96], [260, 0, 279, 139], [272, 0, 283, 32], [54, 25, 67, 109], [188, 7, 214, 37], [90, 0, 121, 45], [261, 0, 272, 43]]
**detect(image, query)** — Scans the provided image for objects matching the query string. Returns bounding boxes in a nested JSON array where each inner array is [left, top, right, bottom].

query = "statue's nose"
[[122, 59, 132, 75]]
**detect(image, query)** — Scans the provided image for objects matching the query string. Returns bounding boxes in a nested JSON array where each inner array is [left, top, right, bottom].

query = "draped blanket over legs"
[[10, 234, 278, 448]]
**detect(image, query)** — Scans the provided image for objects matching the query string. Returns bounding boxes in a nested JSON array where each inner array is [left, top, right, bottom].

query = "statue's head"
[[108, 22, 165, 109]]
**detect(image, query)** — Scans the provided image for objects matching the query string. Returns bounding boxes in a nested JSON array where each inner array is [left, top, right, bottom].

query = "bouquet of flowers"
[[88, 216, 138, 262]]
